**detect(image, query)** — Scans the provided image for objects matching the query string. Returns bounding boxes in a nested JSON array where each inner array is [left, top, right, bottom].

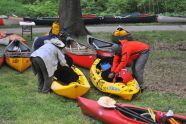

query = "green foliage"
[[23, 0, 59, 17], [0, 0, 185, 18], [104, 0, 129, 15], [0, 0, 24, 16], [81, 0, 108, 15], [80, 0, 186, 15]]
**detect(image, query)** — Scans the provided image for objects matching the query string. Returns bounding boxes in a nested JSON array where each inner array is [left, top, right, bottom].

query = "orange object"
[[0, 30, 6, 38], [168, 118, 180, 124], [119, 30, 128, 36], [0, 30, 26, 43], [9, 34, 26, 43], [113, 30, 120, 36]]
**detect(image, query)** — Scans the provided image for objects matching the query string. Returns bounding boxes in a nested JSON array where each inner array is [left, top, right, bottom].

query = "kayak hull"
[[64, 40, 97, 69], [90, 58, 140, 100], [5, 57, 31, 72], [78, 97, 186, 124], [4, 39, 31, 72], [51, 66, 90, 99], [64, 52, 96, 69], [87, 35, 114, 58]]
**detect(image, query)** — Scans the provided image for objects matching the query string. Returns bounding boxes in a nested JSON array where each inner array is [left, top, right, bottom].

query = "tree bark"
[[58, 0, 89, 37]]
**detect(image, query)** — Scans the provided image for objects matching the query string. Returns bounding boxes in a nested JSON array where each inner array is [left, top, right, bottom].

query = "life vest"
[[113, 68, 134, 84], [51, 22, 60, 35]]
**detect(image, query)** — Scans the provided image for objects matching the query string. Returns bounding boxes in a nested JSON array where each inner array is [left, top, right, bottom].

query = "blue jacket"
[[32, 34, 58, 51]]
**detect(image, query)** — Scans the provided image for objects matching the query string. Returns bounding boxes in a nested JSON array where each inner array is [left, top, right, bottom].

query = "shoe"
[[42, 90, 53, 94], [139, 85, 147, 92]]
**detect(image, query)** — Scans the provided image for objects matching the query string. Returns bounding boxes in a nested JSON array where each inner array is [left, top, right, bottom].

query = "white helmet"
[[50, 38, 65, 48]]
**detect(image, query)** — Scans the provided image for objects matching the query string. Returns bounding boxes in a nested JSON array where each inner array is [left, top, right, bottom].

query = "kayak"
[[51, 66, 90, 99], [157, 15, 186, 23], [0, 30, 26, 45], [0, 50, 4, 68], [90, 58, 140, 100], [4, 39, 31, 72], [64, 39, 97, 69], [78, 97, 186, 124], [87, 35, 114, 58], [101, 13, 157, 24]]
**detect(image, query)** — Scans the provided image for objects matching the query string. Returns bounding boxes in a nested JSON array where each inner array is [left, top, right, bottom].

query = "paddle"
[[97, 96, 157, 124], [115, 104, 157, 124]]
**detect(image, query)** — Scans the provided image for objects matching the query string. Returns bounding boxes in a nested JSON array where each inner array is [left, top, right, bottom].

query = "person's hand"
[[108, 72, 115, 79], [61, 63, 69, 67], [64, 64, 69, 67]]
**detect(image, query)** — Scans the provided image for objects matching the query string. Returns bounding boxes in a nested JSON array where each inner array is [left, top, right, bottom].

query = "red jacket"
[[111, 40, 150, 74]]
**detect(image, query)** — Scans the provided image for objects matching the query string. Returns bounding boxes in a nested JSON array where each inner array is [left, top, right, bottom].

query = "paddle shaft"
[[115, 104, 157, 124]]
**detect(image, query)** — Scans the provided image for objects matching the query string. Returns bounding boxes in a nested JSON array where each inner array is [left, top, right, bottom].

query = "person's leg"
[[37, 68, 44, 92], [132, 52, 149, 86], [31, 57, 44, 92], [37, 59, 52, 93], [42, 74, 52, 93]]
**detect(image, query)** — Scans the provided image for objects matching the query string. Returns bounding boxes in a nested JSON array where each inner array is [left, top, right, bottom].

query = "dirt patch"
[[144, 42, 186, 97], [145, 59, 186, 97], [152, 42, 186, 51]]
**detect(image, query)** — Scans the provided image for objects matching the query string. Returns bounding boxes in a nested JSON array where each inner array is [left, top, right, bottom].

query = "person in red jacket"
[[108, 40, 150, 89]]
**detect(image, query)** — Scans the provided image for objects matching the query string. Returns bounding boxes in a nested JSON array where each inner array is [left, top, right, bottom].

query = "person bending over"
[[108, 39, 150, 89], [30, 38, 68, 93]]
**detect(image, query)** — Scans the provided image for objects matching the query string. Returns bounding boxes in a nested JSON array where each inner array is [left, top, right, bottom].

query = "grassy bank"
[[0, 31, 186, 124]]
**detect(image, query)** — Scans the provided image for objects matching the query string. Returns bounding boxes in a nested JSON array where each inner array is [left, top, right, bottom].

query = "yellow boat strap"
[[148, 108, 156, 122]]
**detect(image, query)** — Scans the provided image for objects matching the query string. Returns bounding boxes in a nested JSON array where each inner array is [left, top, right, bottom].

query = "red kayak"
[[78, 97, 186, 124], [64, 39, 97, 69], [87, 35, 114, 58]]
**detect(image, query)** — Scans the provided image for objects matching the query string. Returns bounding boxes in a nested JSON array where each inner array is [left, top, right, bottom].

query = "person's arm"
[[108, 55, 120, 79], [111, 55, 120, 72], [113, 51, 129, 74], [57, 49, 68, 67]]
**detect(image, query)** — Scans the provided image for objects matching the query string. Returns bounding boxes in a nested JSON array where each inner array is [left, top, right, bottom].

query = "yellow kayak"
[[5, 39, 31, 72], [5, 57, 31, 72], [90, 58, 140, 100], [51, 66, 90, 99]]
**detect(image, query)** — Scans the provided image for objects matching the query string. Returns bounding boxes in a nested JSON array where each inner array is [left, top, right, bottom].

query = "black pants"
[[31, 57, 52, 93], [132, 51, 149, 86]]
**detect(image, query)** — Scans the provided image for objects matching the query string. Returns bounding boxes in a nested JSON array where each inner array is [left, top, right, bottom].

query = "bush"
[[0, 0, 24, 16], [24, 0, 59, 17], [0, 0, 185, 17]]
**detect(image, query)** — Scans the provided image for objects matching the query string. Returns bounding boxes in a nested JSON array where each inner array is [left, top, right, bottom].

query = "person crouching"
[[108, 39, 150, 89]]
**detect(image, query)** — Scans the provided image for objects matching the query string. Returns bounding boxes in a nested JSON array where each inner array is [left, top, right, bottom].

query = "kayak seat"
[[54, 65, 79, 85], [97, 57, 113, 82], [6, 40, 30, 52], [90, 38, 113, 48]]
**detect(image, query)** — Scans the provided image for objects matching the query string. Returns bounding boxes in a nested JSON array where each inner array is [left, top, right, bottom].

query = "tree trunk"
[[58, 0, 90, 37]]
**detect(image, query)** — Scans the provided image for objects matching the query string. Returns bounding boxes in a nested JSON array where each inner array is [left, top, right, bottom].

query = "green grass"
[[0, 31, 186, 123]]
